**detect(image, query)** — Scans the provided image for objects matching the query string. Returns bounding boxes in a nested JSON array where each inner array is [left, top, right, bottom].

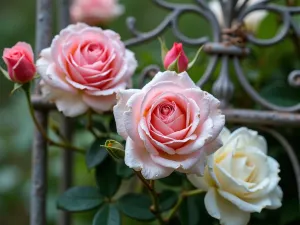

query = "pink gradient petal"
[[143, 71, 197, 92], [113, 89, 141, 139], [151, 150, 202, 170], [125, 138, 173, 180]]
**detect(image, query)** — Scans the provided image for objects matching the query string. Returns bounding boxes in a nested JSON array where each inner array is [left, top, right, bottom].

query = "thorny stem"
[[166, 189, 204, 222], [134, 171, 166, 225], [24, 84, 85, 154]]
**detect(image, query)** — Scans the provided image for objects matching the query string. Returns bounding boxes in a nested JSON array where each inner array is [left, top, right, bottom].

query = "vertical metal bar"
[[59, 118, 73, 225], [31, 1, 53, 225], [58, 0, 71, 28], [57, 1, 73, 225]]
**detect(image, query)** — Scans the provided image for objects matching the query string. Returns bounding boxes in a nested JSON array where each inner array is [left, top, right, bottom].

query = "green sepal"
[[158, 37, 169, 61], [0, 66, 11, 81], [167, 54, 181, 73], [187, 46, 203, 70], [10, 83, 23, 95], [103, 140, 125, 160], [34, 73, 40, 79]]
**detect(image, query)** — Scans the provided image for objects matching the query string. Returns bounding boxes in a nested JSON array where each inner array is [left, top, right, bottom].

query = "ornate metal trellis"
[[31, 0, 300, 225]]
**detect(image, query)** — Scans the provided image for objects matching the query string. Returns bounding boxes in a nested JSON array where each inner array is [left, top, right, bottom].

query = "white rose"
[[209, 0, 267, 32], [188, 127, 282, 225]]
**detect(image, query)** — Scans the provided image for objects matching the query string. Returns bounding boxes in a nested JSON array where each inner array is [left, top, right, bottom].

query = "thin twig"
[[25, 87, 85, 154]]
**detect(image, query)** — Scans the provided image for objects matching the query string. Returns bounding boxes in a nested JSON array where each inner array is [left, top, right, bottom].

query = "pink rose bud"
[[163, 43, 189, 72], [2, 42, 36, 83]]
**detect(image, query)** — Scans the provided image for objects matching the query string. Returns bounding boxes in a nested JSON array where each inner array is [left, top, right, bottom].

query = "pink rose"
[[2, 42, 36, 83], [163, 43, 189, 72], [37, 23, 137, 117], [70, 0, 124, 25], [113, 71, 225, 179]]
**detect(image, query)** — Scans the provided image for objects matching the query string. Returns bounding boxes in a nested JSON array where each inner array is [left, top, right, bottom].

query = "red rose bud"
[[2, 42, 36, 84], [163, 42, 189, 72]]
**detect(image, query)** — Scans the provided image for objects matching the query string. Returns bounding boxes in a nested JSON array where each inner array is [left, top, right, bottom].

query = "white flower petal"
[[82, 93, 116, 113], [218, 190, 270, 213], [187, 173, 209, 191], [113, 89, 140, 139], [124, 137, 173, 180], [266, 186, 283, 209], [41, 83, 88, 117], [143, 71, 197, 91], [124, 91, 145, 143], [205, 188, 251, 225]]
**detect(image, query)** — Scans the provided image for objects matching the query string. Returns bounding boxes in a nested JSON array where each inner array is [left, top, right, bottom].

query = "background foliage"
[[0, 0, 300, 224]]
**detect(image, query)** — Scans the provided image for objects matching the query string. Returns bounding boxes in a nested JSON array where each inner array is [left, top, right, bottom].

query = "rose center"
[[161, 105, 172, 116], [10, 51, 22, 59], [156, 102, 176, 122], [88, 43, 102, 57]]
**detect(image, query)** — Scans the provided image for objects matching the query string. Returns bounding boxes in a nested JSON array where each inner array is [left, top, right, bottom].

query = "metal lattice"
[[31, 0, 300, 225]]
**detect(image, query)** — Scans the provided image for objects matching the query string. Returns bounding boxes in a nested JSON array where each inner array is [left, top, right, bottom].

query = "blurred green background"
[[0, 0, 300, 224]]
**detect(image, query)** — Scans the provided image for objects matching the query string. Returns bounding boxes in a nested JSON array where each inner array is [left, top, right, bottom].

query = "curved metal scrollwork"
[[125, 0, 300, 112], [123, 0, 300, 203], [124, 0, 221, 47]]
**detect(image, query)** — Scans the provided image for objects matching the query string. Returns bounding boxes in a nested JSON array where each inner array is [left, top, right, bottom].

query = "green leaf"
[[187, 46, 203, 70], [93, 204, 120, 225], [86, 138, 108, 169], [159, 172, 183, 187], [260, 79, 300, 107], [158, 37, 169, 61], [57, 186, 103, 212], [117, 193, 155, 221], [167, 54, 181, 72], [116, 161, 133, 179], [95, 157, 121, 198], [159, 190, 178, 212]]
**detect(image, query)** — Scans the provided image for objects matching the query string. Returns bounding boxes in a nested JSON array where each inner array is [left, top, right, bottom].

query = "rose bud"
[[163, 43, 189, 73], [2, 42, 36, 84]]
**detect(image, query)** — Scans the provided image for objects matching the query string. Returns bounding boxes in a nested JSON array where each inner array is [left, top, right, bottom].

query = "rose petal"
[[82, 93, 116, 113], [143, 71, 197, 92], [218, 190, 272, 213], [124, 91, 144, 142], [37, 59, 77, 93], [41, 82, 88, 117], [205, 189, 251, 225], [113, 89, 140, 139], [151, 150, 201, 170], [187, 173, 209, 191], [124, 137, 173, 180], [139, 118, 174, 155]]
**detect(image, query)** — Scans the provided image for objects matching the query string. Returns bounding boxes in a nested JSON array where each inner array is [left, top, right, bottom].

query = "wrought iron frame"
[[31, 0, 300, 225]]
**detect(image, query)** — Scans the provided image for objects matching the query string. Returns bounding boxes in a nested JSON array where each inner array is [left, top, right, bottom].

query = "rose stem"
[[23, 83, 85, 154], [87, 110, 99, 139], [166, 189, 205, 222], [134, 171, 166, 225]]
